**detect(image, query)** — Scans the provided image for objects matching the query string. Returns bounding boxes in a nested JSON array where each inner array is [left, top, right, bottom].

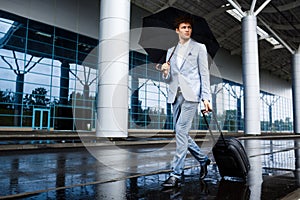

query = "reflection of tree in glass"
[[0, 51, 43, 125], [0, 89, 14, 109], [23, 87, 50, 109], [69, 65, 97, 100]]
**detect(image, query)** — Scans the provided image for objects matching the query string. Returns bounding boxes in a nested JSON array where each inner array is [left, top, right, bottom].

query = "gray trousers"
[[170, 93, 208, 179]]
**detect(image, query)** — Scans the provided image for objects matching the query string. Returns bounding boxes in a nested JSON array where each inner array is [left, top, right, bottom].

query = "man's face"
[[176, 22, 192, 41]]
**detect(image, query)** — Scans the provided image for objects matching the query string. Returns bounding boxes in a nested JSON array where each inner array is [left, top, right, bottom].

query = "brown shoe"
[[200, 159, 211, 180], [162, 176, 180, 187]]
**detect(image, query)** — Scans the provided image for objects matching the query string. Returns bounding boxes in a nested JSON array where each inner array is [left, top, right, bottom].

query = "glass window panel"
[[54, 28, 77, 64], [1, 18, 27, 55], [27, 19, 54, 58], [78, 34, 98, 68]]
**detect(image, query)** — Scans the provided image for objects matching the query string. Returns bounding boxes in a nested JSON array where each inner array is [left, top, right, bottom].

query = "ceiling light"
[[36, 31, 52, 38], [226, 8, 280, 47]]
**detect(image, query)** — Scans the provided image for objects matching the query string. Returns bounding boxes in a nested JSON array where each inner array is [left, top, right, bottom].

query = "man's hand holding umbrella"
[[160, 62, 170, 78]]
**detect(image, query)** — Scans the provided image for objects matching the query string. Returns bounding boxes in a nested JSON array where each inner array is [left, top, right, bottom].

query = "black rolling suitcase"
[[202, 111, 250, 180]]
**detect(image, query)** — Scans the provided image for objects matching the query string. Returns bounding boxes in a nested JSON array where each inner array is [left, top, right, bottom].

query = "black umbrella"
[[139, 7, 219, 64]]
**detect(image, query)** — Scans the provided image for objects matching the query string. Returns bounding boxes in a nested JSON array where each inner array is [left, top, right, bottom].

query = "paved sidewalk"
[[0, 138, 299, 199]]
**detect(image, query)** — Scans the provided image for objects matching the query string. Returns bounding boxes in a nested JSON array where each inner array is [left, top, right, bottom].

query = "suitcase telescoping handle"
[[201, 110, 227, 146]]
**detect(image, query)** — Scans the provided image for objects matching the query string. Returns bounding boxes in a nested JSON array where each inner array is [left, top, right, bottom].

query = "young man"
[[161, 16, 212, 187]]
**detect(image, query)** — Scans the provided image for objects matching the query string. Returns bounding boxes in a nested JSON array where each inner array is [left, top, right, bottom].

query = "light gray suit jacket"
[[164, 39, 211, 104]]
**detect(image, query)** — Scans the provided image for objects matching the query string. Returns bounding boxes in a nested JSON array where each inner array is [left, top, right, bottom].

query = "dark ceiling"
[[132, 0, 300, 82]]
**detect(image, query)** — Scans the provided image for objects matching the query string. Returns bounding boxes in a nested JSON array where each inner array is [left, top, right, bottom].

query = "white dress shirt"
[[176, 39, 190, 69]]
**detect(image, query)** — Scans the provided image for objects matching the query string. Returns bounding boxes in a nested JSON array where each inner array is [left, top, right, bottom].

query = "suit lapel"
[[171, 44, 180, 70]]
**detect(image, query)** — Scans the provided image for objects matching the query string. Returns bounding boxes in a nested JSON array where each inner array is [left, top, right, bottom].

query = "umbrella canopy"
[[139, 7, 219, 64]]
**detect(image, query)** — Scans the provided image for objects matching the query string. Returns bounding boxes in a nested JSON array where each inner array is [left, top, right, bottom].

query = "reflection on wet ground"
[[0, 138, 299, 199]]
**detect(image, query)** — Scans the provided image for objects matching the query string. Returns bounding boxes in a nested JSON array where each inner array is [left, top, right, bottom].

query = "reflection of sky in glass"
[[0, 48, 97, 101], [0, 18, 14, 40]]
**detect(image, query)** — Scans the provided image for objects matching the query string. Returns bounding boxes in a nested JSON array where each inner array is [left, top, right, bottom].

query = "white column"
[[245, 140, 263, 200], [292, 47, 300, 134], [96, 0, 130, 137], [242, 14, 261, 135]]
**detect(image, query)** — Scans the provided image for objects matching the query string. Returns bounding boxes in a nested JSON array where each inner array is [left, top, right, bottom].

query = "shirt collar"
[[178, 39, 191, 48]]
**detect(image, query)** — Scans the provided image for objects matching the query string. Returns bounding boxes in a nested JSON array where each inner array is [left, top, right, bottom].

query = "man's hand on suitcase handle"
[[202, 99, 212, 114]]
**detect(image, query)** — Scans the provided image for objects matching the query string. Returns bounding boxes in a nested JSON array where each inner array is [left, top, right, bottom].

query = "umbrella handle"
[[167, 44, 177, 63], [155, 44, 177, 72]]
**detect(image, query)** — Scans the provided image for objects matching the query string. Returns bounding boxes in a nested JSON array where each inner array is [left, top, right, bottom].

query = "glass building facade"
[[0, 10, 293, 133]]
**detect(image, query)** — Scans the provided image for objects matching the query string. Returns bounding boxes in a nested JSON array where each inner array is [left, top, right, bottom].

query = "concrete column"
[[242, 14, 261, 135], [292, 47, 300, 134], [96, 0, 130, 137]]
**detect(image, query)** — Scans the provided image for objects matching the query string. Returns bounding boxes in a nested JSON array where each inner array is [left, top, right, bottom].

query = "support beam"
[[254, 0, 271, 16], [250, 0, 257, 14], [96, 0, 130, 137], [292, 46, 300, 134], [258, 17, 295, 54], [227, 0, 245, 17]]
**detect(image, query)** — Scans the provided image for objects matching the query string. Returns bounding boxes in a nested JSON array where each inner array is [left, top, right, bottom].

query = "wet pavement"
[[0, 138, 299, 199]]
